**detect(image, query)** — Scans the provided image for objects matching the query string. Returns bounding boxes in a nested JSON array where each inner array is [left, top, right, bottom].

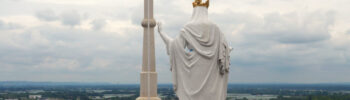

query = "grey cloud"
[[130, 5, 142, 25], [243, 11, 333, 44], [213, 11, 335, 44], [0, 22, 145, 82], [35, 9, 84, 26], [35, 9, 59, 21], [10, 0, 22, 2], [60, 10, 81, 26], [0, 20, 4, 29], [91, 18, 106, 30], [0, 20, 22, 30]]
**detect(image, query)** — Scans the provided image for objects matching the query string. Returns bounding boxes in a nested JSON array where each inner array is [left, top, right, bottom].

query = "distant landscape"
[[1, 81, 350, 100]]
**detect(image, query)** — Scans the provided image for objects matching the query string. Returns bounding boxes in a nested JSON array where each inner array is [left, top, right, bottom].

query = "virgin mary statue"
[[157, 0, 232, 100]]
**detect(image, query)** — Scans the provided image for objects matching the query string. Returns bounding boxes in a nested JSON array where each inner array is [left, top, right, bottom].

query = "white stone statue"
[[157, 0, 232, 100]]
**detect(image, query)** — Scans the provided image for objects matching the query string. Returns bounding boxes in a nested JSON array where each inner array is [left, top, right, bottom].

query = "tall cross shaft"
[[136, 0, 161, 100]]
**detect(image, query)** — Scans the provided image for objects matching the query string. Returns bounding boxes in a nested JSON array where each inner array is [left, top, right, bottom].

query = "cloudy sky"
[[0, 0, 349, 84]]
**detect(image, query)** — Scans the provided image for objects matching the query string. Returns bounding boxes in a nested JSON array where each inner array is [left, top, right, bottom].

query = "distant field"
[[1, 82, 350, 100]]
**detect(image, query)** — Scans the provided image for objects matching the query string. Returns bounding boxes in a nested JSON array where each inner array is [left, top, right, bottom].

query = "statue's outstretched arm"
[[157, 22, 173, 45]]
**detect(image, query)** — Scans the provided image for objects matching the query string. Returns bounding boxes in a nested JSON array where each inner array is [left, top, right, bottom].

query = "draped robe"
[[160, 6, 232, 100]]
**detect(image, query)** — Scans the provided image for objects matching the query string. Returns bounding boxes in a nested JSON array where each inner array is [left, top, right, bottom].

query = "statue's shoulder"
[[183, 21, 218, 28]]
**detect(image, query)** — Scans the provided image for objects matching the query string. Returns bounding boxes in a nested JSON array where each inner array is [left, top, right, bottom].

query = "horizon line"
[[1, 81, 350, 85]]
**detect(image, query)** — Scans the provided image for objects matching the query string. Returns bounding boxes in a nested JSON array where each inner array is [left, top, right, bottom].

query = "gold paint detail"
[[192, 0, 209, 8]]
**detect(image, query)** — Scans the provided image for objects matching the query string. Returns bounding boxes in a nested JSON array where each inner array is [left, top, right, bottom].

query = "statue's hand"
[[157, 22, 162, 34], [157, 22, 173, 45]]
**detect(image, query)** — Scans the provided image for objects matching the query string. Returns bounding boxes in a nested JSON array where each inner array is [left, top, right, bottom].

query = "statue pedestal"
[[137, 72, 160, 100]]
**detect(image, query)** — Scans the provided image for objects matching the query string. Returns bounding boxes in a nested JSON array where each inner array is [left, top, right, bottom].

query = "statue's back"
[[157, 1, 231, 100]]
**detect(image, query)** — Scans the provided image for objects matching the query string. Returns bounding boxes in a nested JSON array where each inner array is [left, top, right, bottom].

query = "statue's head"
[[192, 0, 209, 8]]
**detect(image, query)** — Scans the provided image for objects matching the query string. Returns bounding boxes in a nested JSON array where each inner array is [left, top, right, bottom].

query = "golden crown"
[[192, 0, 209, 8]]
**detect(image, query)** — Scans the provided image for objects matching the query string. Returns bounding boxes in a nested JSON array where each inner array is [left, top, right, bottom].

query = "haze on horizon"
[[0, 0, 349, 84]]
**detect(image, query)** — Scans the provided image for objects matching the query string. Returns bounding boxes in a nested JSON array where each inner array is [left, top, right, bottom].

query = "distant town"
[[1, 81, 350, 100]]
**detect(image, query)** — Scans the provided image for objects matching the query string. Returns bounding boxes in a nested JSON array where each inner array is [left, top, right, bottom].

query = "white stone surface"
[[137, 0, 161, 100], [158, 6, 232, 100]]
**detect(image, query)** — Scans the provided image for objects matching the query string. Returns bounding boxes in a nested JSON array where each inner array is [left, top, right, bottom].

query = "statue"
[[157, 0, 232, 100]]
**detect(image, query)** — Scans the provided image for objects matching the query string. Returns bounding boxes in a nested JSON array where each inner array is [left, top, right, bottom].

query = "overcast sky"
[[0, 0, 349, 84]]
